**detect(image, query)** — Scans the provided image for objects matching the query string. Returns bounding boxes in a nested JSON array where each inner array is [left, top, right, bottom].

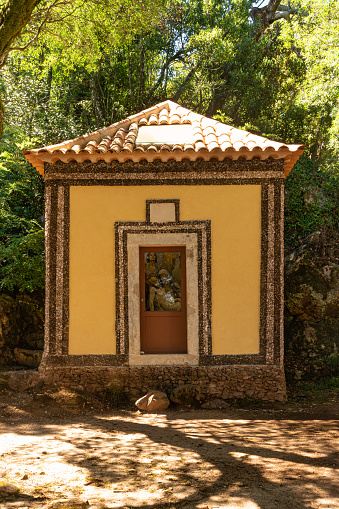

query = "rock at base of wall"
[[0, 293, 44, 366], [170, 383, 203, 406], [0, 370, 42, 392], [13, 348, 43, 368], [1, 365, 287, 402], [135, 390, 170, 412], [201, 399, 231, 409]]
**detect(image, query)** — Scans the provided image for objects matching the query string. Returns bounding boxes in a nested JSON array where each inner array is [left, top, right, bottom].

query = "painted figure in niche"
[[145, 252, 159, 309], [149, 269, 181, 311], [145, 252, 159, 280], [171, 252, 181, 284]]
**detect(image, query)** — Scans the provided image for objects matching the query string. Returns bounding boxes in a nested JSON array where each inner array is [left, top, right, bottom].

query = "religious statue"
[[149, 268, 181, 311]]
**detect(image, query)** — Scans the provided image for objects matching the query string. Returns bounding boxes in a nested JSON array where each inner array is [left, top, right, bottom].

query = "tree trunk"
[[90, 72, 105, 127], [250, 1, 298, 40], [45, 66, 53, 102], [0, 0, 41, 63], [137, 43, 144, 110], [0, 94, 5, 140]]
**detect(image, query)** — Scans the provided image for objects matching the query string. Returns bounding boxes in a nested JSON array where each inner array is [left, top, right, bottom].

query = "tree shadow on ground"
[[63, 412, 339, 508], [0, 402, 338, 508]]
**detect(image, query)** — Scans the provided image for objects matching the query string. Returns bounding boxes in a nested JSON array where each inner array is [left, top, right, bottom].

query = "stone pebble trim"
[[43, 157, 285, 369], [38, 365, 287, 402]]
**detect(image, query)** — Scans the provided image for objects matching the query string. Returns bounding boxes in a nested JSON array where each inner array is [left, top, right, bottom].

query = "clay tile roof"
[[148, 113, 158, 125], [159, 108, 169, 124], [72, 144, 82, 154], [98, 136, 112, 153], [23, 99, 304, 177]]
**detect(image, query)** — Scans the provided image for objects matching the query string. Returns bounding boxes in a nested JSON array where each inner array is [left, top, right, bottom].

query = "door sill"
[[129, 353, 199, 366]]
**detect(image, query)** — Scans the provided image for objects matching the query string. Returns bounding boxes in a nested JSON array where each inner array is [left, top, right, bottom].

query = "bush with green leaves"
[[285, 155, 339, 251], [0, 127, 44, 293]]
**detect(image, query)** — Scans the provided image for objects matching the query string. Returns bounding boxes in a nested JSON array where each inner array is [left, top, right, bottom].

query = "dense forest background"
[[0, 0, 338, 296]]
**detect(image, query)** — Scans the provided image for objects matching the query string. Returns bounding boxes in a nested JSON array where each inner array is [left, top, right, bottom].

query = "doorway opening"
[[139, 246, 187, 354]]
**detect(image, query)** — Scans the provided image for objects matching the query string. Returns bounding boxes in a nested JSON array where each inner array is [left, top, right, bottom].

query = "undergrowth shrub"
[[285, 155, 339, 252], [0, 127, 44, 293]]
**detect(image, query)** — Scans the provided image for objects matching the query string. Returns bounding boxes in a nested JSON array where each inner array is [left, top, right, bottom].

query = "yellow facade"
[[69, 185, 261, 356]]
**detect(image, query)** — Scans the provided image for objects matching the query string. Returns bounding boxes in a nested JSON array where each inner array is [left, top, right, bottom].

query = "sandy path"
[[0, 394, 338, 509]]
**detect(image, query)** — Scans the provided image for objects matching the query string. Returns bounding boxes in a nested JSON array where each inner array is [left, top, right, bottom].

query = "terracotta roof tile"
[[169, 112, 180, 124], [233, 140, 246, 151], [184, 143, 194, 151], [159, 108, 169, 124], [207, 140, 219, 151], [245, 140, 258, 150], [72, 144, 82, 154], [181, 114, 190, 124], [134, 145, 146, 153], [97, 136, 111, 153], [214, 123, 226, 135], [195, 140, 206, 151], [220, 140, 233, 151], [203, 127, 215, 137], [148, 113, 158, 125], [23, 99, 304, 177]]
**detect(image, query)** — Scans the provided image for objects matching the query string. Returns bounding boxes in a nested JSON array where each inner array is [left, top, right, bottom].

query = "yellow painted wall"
[[69, 185, 261, 355]]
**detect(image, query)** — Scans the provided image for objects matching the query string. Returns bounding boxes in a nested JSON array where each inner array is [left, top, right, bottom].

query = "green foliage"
[[0, 127, 44, 292], [0, 230, 44, 292], [279, 0, 339, 161], [293, 374, 339, 394], [0, 0, 337, 159], [0, 0, 309, 144], [0, 0, 339, 294], [0, 129, 44, 230], [285, 155, 339, 250]]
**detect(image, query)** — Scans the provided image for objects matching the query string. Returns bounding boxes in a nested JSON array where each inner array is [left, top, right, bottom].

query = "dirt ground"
[[0, 387, 338, 509]]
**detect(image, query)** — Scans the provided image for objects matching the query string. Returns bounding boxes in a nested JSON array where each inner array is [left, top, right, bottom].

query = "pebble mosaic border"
[[145, 199, 180, 223], [114, 221, 211, 359], [41, 157, 285, 372]]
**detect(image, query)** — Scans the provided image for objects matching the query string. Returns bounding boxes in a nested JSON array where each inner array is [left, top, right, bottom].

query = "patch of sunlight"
[[316, 497, 339, 507], [0, 434, 73, 454], [205, 500, 260, 508], [230, 452, 248, 458], [117, 433, 145, 442], [222, 419, 251, 424], [202, 437, 222, 444], [97, 413, 170, 427]]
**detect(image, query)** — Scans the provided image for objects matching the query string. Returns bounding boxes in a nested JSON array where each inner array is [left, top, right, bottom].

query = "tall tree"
[[0, 0, 166, 140], [0, 0, 42, 137]]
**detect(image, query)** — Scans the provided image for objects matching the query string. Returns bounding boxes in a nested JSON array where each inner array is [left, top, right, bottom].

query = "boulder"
[[201, 399, 230, 409], [0, 482, 19, 494], [13, 348, 42, 368], [170, 384, 202, 406], [135, 390, 170, 412]]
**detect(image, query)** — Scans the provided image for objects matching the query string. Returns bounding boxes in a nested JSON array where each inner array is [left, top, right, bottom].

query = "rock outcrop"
[[170, 383, 203, 406], [284, 232, 339, 381], [0, 293, 44, 368]]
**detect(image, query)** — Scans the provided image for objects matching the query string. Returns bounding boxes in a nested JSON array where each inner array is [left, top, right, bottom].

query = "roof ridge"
[[23, 100, 304, 178]]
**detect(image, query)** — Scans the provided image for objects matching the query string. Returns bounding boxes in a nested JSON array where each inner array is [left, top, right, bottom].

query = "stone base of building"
[[37, 364, 286, 402]]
